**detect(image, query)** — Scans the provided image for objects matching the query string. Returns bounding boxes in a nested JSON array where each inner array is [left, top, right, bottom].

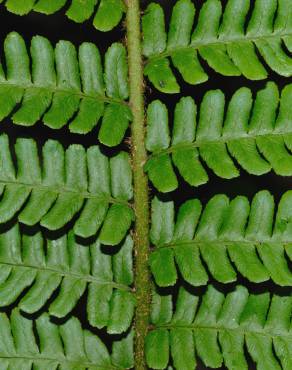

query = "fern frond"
[[0, 134, 134, 244], [146, 285, 292, 369], [145, 82, 292, 192], [0, 224, 135, 333], [0, 309, 134, 369], [150, 190, 292, 287], [0, 32, 131, 146], [0, 0, 125, 32], [142, 0, 292, 93]]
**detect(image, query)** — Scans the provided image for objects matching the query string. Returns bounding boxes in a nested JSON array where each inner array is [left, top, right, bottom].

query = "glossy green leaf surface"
[[0, 1, 291, 369], [150, 190, 292, 287], [146, 285, 292, 370], [1, 0, 125, 31], [142, 0, 292, 93], [0, 309, 134, 369], [0, 225, 135, 333], [0, 32, 131, 146], [146, 82, 292, 192], [0, 134, 134, 243]]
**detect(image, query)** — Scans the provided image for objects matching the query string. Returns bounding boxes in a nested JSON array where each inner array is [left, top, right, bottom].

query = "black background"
[[0, 0, 291, 369]]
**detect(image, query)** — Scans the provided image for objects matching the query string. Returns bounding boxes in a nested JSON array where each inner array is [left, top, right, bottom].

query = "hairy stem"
[[126, 1, 150, 369]]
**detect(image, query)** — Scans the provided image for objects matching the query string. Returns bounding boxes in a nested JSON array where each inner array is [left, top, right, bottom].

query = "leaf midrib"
[[153, 322, 292, 340], [0, 80, 128, 106], [145, 30, 292, 62], [0, 179, 131, 207], [0, 260, 131, 291], [157, 239, 292, 249], [0, 354, 121, 369], [148, 128, 292, 159]]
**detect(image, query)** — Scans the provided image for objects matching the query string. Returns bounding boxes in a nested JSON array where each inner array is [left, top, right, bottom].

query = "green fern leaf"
[[0, 134, 134, 243], [0, 32, 131, 146], [0, 224, 135, 333], [150, 190, 292, 287], [0, 0, 125, 31], [0, 1, 292, 368], [145, 82, 292, 192], [142, 0, 292, 93], [0, 309, 134, 369], [146, 285, 292, 369]]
